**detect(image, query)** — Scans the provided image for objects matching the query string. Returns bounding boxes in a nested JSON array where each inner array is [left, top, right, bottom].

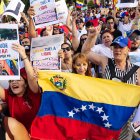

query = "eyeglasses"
[[107, 22, 114, 24], [61, 47, 71, 52]]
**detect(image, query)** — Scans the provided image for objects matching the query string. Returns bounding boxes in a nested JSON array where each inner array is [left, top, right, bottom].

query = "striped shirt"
[[103, 58, 138, 85], [103, 58, 139, 140]]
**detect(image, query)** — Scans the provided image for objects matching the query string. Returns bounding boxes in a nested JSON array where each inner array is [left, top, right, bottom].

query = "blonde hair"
[[72, 53, 92, 76]]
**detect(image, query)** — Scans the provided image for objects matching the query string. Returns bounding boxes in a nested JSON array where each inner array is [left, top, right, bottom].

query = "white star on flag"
[[74, 107, 80, 113], [81, 105, 87, 111], [101, 113, 109, 121], [88, 104, 96, 110], [68, 110, 75, 118], [96, 107, 104, 114], [104, 122, 112, 128]]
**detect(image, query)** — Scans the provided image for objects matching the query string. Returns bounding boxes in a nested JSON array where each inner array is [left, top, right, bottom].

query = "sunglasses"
[[129, 35, 140, 41], [61, 47, 71, 52], [107, 22, 114, 24], [22, 41, 29, 45]]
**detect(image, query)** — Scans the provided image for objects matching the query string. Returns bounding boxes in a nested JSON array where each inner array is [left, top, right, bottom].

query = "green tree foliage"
[[87, 0, 93, 8]]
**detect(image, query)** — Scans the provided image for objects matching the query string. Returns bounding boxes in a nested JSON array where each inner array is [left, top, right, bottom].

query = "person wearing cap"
[[118, 11, 133, 36], [82, 27, 140, 85], [0, 43, 42, 133], [127, 30, 140, 52]]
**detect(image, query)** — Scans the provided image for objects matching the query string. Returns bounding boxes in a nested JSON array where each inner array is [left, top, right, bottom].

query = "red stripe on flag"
[[31, 116, 121, 140]]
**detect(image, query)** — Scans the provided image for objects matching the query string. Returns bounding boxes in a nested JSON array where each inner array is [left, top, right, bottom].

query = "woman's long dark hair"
[[9, 76, 32, 107]]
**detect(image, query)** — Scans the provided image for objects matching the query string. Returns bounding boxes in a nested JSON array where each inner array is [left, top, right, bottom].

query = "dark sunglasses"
[[61, 47, 71, 52], [129, 35, 140, 41], [107, 22, 114, 24], [22, 41, 29, 45]]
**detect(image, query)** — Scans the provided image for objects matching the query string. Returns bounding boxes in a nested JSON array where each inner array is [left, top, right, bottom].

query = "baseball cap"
[[120, 12, 129, 18], [126, 30, 140, 37], [111, 36, 131, 49]]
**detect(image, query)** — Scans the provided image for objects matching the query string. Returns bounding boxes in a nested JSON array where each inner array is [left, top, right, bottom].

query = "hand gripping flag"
[[31, 71, 140, 140]]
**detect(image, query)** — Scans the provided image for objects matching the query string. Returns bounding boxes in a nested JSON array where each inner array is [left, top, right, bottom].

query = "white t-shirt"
[[129, 51, 140, 66], [77, 26, 87, 40], [118, 21, 133, 36], [91, 44, 113, 58]]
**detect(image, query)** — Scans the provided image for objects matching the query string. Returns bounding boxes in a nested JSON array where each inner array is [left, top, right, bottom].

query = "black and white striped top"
[[103, 59, 138, 85]]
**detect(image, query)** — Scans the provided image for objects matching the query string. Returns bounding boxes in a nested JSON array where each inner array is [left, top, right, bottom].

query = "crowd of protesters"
[[0, 0, 140, 139]]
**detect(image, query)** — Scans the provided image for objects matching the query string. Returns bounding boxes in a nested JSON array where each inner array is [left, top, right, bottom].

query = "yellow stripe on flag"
[[0, 0, 5, 15], [38, 71, 140, 107]]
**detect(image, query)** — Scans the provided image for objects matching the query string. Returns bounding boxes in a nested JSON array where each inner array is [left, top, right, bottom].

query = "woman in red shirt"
[[0, 43, 42, 133]]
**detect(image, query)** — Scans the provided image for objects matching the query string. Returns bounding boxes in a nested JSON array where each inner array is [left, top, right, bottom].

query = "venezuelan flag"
[[0, 60, 14, 75], [31, 71, 140, 140], [76, 0, 84, 8], [0, 0, 5, 15], [6, 59, 18, 75]]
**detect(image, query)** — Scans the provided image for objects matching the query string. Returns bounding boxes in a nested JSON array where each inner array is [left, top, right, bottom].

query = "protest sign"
[[30, 34, 64, 71], [131, 105, 140, 134], [55, 0, 68, 24], [100, 8, 109, 15], [30, 0, 59, 28], [116, 0, 138, 8], [129, 52, 140, 66], [3, 0, 25, 22], [0, 24, 20, 80]]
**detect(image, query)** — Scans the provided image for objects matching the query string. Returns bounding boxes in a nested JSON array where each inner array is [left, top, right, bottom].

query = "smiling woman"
[[0, 43, 42, 133]]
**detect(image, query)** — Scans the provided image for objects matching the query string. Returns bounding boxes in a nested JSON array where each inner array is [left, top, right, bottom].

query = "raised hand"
[[12, 43, 27, 60], [88, 25, 101, 38]]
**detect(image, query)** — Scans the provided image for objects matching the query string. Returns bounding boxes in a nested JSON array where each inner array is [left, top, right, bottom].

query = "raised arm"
[[0, 86, 5, 101], [71, 11, 79, 51], [82, 26, 100, 54], [20, 12, 29, 27], [12, 44, 39, 94], [66, 10, 72, 32], [27, 6, 38, 38], [82, 26, 107, 67], [5, 117, 30, 140]]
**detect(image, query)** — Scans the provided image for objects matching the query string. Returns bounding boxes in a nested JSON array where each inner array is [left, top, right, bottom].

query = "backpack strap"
[[122, 65, 139, 83], [108, 58, 116, 79]]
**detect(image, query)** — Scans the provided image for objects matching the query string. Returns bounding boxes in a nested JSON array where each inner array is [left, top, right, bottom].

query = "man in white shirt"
[[76, 19, 87, 40], [118, 12, 133, 36], [127, 30, 140, 52], [91, 30, 113, 58], [127, 30, 140, 66]]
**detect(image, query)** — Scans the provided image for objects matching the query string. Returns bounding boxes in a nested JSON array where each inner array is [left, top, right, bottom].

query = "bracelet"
[[22, 57, 28, 61]]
